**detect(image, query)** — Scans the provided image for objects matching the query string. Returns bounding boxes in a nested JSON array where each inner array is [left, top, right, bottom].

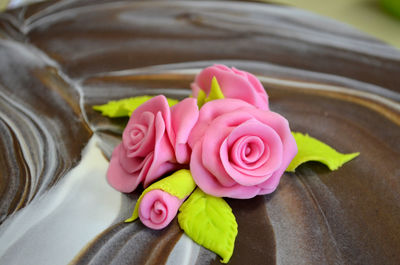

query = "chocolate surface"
[[0, 1, 399, 264]]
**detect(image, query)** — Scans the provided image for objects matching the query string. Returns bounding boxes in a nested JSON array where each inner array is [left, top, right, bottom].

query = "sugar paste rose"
[[107, 96, 199, 192], [188, 99, 297, 199], [138, 189, 185, 230], [191, 64, 269, 110]]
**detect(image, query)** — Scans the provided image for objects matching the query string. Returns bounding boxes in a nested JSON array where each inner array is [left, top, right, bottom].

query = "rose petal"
[[107, 144, 143, 192], [215, 64, 231, 72], [130, 95, 171, 125], [143, 112, 176, 187], [170, 98, 199, 164], [257, 168, 285, 195], [232, 67, 269, 110], [118, 143, 145, 173]]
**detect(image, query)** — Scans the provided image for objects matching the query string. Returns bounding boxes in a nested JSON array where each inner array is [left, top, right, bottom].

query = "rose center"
[[130, 129, 144, 143], [127, 124, 147, 150], [231, 135, 269, 169], [245, 147, 251, 156], [150, 201, 167, 224]]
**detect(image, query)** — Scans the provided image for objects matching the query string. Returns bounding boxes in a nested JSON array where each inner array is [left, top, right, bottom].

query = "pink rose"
[[191, 64, 269, 110], [138, 189, 184, 230], [188, 99, 297, 199], [107, 96, 199, 193]]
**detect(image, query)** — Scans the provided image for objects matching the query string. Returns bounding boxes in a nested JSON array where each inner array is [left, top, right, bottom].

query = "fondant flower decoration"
[[107, 96, 198, 192], [191, 64, 269, 110], [188, 99, 297, 199], [94, 64, 359, 264]]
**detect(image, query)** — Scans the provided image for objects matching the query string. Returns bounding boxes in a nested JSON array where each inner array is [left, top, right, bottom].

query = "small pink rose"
[[188, 99, 297, 199], [138, 189, 184, 230], [191, 64, 269, 110], [107, 96, 199, 193]]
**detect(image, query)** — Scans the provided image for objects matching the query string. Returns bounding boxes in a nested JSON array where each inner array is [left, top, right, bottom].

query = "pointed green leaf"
[[205, 76, 225, 102], [125, 169, 196, 222], [178, 188, 237, 263], [197, 76, 225, 108], [93, 96, 179, 118], [197, 89, 207, 108], [286, 132, 360, 172]]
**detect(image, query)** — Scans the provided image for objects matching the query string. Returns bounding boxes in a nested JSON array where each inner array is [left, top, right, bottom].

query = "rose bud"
[[138, 189, 185, 230]]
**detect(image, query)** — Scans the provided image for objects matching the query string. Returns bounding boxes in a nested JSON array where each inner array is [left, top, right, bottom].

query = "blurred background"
[[1, 0, 399, 48], [273, 0, 400, 48]]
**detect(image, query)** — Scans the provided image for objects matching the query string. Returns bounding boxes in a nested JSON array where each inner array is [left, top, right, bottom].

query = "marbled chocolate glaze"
[[71, 220, 183, 265], [24, 1, 400, 91], [0, 39, 92, 223], [0, 1, 399, 265]]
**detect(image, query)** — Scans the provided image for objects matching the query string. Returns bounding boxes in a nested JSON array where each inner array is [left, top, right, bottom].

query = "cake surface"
[[0, 1, 399, 264]]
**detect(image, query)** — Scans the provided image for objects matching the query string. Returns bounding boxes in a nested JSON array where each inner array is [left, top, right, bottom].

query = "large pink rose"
[[188, 99, 297, 199], [107, 96, 199, 193], [191, 64, 269, 110]]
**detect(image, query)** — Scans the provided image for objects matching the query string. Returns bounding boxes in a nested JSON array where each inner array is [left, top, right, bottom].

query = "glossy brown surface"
[[0, 1, 399, 264]]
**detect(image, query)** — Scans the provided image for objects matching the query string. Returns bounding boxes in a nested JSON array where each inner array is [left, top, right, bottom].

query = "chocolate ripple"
[[0, 116, 30, 222], [71, 220, 183, 265], [22, 1, 400, 92], [0, 38, 91, 223]]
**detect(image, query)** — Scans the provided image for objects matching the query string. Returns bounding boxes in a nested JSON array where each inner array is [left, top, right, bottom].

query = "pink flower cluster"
[[107, 65, 297, 228]]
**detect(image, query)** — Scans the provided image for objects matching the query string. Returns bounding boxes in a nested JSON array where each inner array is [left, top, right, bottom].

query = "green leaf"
[[178, 188, 238, 263], [93, 96, 179, 118], [206, 76, 225, 102], [125, 169, 197, 222], [197, 76, 225, 108], [286, 132, 359, 172], [197, 89, 207, 108]]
